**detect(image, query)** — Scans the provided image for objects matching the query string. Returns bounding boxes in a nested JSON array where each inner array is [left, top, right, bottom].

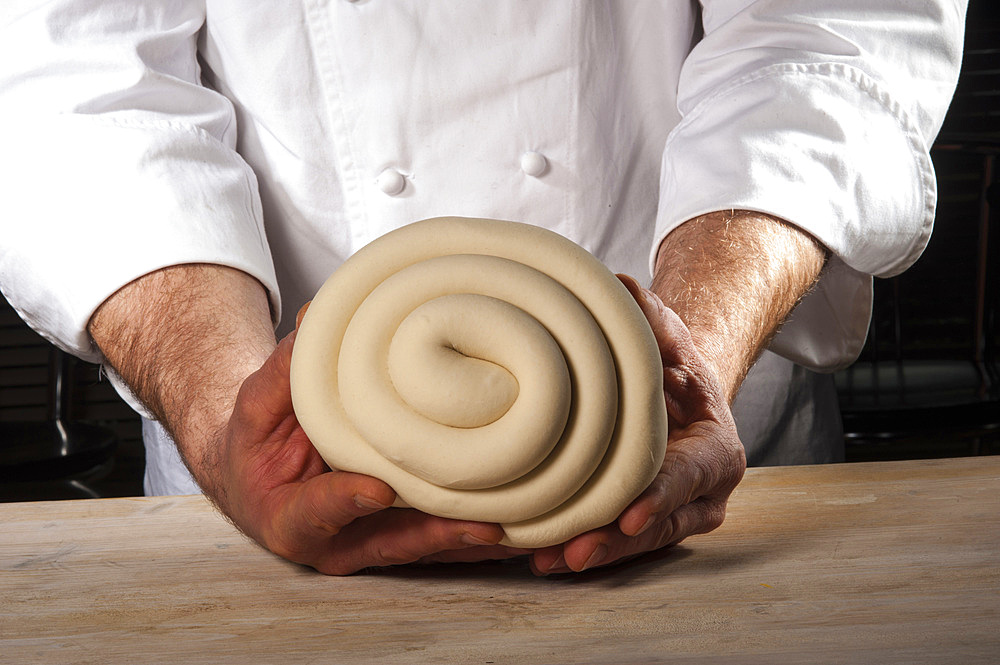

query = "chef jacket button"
[[520, 151, 548, 177], [376, 168, 406, 196]]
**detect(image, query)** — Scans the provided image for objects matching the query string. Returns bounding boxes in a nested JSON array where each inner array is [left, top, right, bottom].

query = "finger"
[[295, 301, 312, 329], [537, 497, 728, 575], [417, 545, 533, 565], [533, 431, 743, 574], [229, 330, 298, 439], [625, 422, 745, 517], [314, 511, 507, 575], [264, 470, 398, 558], [529, 545, 566, 576], [617, 274, 695, 370], [616, 470, 676, 536], [534, 523, 619, 574], [299, 469, 398, 531], [612, 439, 707, 538], [617, 274, 726, 427]]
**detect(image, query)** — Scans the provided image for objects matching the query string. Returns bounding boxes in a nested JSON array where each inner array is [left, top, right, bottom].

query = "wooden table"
[[2, 457, 998, 664]]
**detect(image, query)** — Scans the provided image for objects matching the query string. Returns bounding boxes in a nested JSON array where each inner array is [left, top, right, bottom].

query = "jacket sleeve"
[[652, 0, 967, 370], [0, 1, 280, 362]]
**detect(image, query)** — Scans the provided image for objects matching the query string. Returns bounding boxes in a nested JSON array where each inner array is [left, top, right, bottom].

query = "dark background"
[[2, 2, 998, 501]]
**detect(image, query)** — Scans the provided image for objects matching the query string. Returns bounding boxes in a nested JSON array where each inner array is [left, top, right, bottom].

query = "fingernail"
[[460, 532, 498, 547], [635, 514, 658, 536], [543, 553, 566, 575], [581, 544, 608, 571], [617, 273, 637, 289], [354, 494, 389, 511]]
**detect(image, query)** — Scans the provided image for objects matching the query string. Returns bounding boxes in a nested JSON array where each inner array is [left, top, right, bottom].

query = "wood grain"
[[2, 457, 998, 664]]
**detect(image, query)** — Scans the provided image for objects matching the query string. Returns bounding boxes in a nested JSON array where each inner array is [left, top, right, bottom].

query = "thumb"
[[616, 273, 728, 428], [296, 301, 312, 329], [616, 273, 696, 369], [232, 329, 298, 435]]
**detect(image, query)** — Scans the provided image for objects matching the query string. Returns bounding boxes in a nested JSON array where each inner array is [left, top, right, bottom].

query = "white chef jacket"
[[0, 2, 965, 494]]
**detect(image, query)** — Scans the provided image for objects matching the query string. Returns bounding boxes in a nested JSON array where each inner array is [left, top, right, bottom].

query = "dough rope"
[[290, 217, 667, 548]]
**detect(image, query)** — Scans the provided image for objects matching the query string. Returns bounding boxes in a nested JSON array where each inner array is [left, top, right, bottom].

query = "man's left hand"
[[530, 276, 746, 575]]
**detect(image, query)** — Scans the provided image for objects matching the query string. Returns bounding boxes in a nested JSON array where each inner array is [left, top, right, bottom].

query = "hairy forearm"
[[651, 210, 827, 403], [88, 264, 276, 494]]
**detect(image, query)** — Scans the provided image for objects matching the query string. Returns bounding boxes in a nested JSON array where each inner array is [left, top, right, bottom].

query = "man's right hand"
[[213, 327, 514, 575]]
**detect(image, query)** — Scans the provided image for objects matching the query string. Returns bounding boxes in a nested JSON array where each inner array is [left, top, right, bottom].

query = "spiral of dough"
[[290, 217, 667, 548]]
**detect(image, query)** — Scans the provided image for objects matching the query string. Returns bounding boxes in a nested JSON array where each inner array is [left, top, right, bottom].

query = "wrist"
[[88, 263, 277, 493], [651, 210, 826, 402]]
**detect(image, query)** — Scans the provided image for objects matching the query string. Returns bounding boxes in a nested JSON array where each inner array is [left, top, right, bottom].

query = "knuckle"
[[662, 513, 686, 546], [303, 504, 345, 537], [646, 512, 677, 547], [315, 558, 360, 576], [264, 536, 302, 565], [375, 544, 421, 566], [371, 528, 440, 566], [639, 473, 672, 510], [704, 504, 727, 532]]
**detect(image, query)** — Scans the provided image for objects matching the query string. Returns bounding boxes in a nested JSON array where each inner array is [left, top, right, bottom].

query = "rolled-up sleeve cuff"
[[0, 114, 281, 364], [651, 62, 936, 370]]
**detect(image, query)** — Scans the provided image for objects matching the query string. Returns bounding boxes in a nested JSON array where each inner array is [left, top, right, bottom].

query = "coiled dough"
[[290, 217, 667, 548]]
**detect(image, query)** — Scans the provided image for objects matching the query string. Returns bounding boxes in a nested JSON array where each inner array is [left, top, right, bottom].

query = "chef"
[[0, 2, 965, 574]]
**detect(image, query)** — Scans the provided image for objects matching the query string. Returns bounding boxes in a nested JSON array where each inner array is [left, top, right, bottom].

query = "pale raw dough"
[[290, 217, 667, 548]]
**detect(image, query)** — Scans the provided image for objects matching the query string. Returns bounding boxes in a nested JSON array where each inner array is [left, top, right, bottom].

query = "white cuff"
[[0, 114, 280, 363]]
